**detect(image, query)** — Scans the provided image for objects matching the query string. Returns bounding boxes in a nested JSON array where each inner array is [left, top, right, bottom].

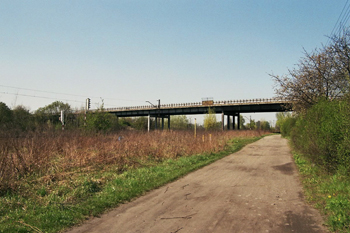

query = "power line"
[[331, 0, 348, 34], [0, 89, 152, 109], [0, 84, 146, 103], [341, 4, 350, 30], [0, 84, 87, 98], [327, 0, 350, 46], [0, 91, 85, 104]]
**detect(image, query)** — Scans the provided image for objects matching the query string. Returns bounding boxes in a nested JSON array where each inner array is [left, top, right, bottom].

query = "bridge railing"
[[104, 98, 290, 112]]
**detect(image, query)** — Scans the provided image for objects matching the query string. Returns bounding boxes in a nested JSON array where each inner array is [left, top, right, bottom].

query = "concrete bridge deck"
[[96, 98, 292, 130], [103, 98, 291, 117]]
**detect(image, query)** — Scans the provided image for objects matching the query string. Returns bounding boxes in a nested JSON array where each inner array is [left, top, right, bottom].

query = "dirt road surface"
[[66, 135, 327, 233]]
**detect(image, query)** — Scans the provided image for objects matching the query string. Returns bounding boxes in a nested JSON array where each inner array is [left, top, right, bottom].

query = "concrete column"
[[233, 114, 236, 130], [222, 112, 225, 130], [168, 116, 170, 130], [155, 116, 158, 130], [148, 115, 150, 132], [227, 115, 230, 130], [237, 113, 241, 130], [161, 117, 164, 130]]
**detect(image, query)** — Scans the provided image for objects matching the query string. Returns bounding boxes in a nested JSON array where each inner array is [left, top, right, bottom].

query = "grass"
[[0, 130, 267, 233], [293, 153, 350, 233]]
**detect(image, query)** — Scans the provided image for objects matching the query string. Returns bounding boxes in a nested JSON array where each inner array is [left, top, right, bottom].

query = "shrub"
[[291, 98, 350, 172], [276, 112, 296, 137]]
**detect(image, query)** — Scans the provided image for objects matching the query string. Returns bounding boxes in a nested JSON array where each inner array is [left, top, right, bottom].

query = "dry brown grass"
[[0, 130, 267, 193]]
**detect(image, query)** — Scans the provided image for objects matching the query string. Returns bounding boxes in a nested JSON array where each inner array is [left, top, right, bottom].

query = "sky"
[[0, 1, 347, 124]]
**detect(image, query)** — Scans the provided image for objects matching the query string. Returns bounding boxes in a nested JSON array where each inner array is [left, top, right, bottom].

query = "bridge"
[[101, 98, 292, 131]]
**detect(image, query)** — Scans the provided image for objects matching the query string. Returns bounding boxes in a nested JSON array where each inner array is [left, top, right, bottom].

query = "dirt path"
[[66, 135, 327, 233]]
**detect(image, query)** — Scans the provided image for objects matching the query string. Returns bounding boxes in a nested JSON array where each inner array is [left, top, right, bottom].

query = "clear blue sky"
[[0, 1, 347, 123]]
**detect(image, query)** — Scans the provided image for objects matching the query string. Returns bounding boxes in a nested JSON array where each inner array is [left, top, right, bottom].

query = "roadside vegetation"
[[0, 129, 267, 233], [273, 26, 350, 232], [0, 97, 271, 232]]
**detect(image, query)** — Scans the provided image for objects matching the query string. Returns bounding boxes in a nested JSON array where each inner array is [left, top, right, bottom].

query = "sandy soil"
[[66, 135, 327, 233]]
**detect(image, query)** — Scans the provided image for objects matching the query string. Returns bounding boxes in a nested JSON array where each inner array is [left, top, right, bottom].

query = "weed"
[[293, 152, 350, 232], [0, 129, 268, 232]]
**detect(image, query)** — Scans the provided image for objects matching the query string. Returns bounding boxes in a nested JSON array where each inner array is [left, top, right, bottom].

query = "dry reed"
[[0, 130, 267, 193]]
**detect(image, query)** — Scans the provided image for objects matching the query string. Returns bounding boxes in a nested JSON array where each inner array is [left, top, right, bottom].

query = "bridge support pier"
[[222, 112, 241, 130], [237, 113, 241, 130], [222, 112, 225, 131], [148, 115, 151, 132], [168, 116, 170, 130], [227, 115, 230, 130], [234, 115, 237, 130]]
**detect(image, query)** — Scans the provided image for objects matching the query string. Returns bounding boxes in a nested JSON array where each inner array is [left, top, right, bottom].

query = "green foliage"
[[119, 117, 132, 127], [85, 102, 118, 132], [83, 179, 102, 193], [238, 115, 245, 129], [12, 105, 35, 131], [35, 101, 72, 128], [293, 152, 350, 232], [0, 102, 13, 129], [86, 110, 118, 132], [291, 98, 350, 172], [131, 117, 148, 130], [170, 115, 189, 130], [203, 108, 218, 130], [275, 112, 295, 137], [36, 101, 72, 115], [246, 119, 256, 130], [257, 120, 271, 130]]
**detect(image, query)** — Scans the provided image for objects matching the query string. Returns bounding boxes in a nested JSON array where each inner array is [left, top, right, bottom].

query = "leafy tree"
[[259, 120, 271, 130], [238, 115, 245, 129], [36, 101, 72, 115], [170, 115, 189, 130], [85, 103, 118, 132], [132, 117, 148, 130], [246, 119, 256, 130], [203, 108, 218, 130], [275, 112, 296, 137], [0, 102, 13, 129], [35, 101, 72, 127], [12, 105, 34, 131]]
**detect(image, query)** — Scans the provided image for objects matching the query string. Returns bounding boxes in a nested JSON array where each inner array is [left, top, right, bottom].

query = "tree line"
[[0, 101, 272, 133]]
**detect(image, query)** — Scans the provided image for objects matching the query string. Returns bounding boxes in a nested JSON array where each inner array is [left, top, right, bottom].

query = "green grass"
[[0, 136, 262, 233], [293, 153, 350, 232]]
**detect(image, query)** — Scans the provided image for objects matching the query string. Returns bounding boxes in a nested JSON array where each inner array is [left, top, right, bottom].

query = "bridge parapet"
[[103, 98, 290, 112]]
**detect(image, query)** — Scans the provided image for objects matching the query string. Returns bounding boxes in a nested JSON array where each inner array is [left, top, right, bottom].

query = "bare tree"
[[329, 26, 350, 86], [271, 27, 350, 112]]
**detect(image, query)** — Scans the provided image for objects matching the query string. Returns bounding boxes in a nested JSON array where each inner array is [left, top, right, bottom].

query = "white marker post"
[[60, 110, 65, 131]]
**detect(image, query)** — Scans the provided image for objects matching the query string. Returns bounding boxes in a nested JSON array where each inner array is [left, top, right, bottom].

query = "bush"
[[291, 98, 350, 172], [280, 116, 297, 137], [276, 112, 296, 137]]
